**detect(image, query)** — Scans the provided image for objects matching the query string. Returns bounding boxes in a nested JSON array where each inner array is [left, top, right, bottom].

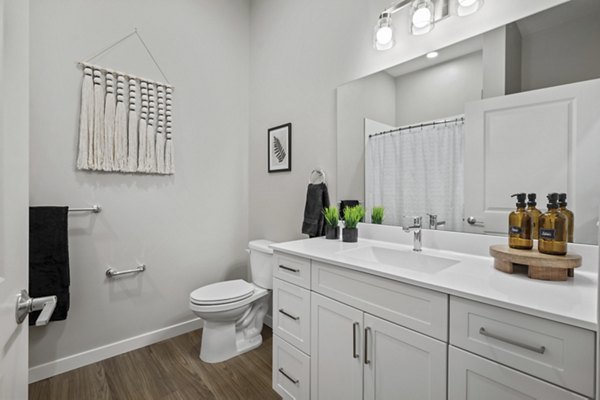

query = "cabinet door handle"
[[279, 308, 300, 321], [279, 265, 300, 273], [352, 322, 359, 359], [278, 368, 299, 384], [479, 327, 546, 354], [364, 327, 371, 365]]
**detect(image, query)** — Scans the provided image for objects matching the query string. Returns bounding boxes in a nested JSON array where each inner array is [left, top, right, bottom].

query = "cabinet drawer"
[[273, 253, 311, 289], [450, 296, 595, 398], [311, 261, 448, 341], [273, 336, 310, 400], [449, 346, 587, 400], [273, 278, 311, 354]]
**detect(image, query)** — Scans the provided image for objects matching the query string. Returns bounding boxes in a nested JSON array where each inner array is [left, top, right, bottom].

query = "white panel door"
[[464, 79, 600, 243], [448, 347, 587, 400], [363, 314, 447, 400], [0, 0, 30, 398], [311, 292, 363, 400]]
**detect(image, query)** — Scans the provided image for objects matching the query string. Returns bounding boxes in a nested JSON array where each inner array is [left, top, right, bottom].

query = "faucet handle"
[[402, 215, 422, 227]]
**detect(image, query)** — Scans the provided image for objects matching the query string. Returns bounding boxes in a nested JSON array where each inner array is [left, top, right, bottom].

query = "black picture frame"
[[267, 123, 292, 173]]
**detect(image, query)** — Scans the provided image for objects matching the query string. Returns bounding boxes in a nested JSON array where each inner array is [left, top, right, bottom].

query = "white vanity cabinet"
[[271, 249, 596, 400]]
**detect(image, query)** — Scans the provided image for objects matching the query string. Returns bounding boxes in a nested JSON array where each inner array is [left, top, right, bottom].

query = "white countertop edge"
[[271, 241, 598, 332]]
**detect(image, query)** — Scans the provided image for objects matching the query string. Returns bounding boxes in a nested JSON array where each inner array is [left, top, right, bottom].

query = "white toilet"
[[189, 239, 274, 363]]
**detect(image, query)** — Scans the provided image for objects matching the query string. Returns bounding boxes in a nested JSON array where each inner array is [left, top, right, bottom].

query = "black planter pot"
[[325, 225, 339, 240], [342, 228, 358, 243]]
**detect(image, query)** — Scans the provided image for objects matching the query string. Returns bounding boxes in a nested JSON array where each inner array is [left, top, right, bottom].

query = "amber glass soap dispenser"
[[558, 193, 574, 243], [538, 193, 568, 255], [508, 193, 533, 250], [526, 193, 542, 240]]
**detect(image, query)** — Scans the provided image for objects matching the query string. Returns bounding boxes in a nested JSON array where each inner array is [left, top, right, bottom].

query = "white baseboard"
[[28, 318, 203, 384]]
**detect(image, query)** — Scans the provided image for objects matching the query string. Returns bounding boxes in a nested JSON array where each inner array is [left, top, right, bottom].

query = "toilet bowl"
[[189, 240, 274, 363]]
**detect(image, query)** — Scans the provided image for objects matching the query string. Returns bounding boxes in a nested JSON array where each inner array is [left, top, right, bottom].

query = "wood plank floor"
[[29, 327, 281, 400]]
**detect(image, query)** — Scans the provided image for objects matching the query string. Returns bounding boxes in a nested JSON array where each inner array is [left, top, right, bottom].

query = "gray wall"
[[337, 71, 396, 202], [29, 0, 250, 368], [395, 51, 483, 126], [522, 12, 600, 91]]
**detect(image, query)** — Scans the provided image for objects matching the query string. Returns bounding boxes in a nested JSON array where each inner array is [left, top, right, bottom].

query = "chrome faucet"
[[403, 216, 422, 252], [427, 213, 446, 230]]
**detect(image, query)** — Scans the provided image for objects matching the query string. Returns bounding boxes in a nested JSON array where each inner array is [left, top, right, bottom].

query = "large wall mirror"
[[337, 0, 600, 244]]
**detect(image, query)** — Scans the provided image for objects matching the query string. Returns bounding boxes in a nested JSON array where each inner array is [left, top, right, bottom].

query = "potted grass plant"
[[343, 205, 365, 243], [371, 206, 384, 225], [322, 206, 339, 240]]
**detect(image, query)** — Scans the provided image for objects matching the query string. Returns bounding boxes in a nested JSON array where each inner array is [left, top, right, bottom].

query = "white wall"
[[337, 72, 396, 202], [28, 0, 249, 369], [395, 51, 482, 126], [522, 12, 600, 91], [249, 0, 566, 243]]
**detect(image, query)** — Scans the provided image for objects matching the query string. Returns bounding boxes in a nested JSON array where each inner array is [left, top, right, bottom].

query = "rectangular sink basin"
[[339, 246, 460, 273]]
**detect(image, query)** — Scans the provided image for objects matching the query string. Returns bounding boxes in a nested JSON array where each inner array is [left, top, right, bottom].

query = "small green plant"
[[344, 205, 365, 229], [371, 206, 384, 224], [322, 206, 339, 228]]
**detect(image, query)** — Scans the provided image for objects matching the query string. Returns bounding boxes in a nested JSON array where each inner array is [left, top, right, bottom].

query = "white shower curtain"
[[365, 121, 464, 230]]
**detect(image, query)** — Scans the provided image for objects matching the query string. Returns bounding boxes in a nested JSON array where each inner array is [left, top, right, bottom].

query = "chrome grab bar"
[[278, 368, 299, 384], [69, 205, 102, 213], [279, 265, 299, 273], [106, 264, 146, 278], [279, 308, 300, 321], [479, 327, 546, 354]]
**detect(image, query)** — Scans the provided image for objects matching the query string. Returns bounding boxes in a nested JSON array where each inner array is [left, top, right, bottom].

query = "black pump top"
[[512, 193, 527, 208], [527, 193, 537, 207], [547, 193, 559, 209], [558, 193, 568, 207]]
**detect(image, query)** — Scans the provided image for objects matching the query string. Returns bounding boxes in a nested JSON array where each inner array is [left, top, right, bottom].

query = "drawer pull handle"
[[352, 322, 359, 359], [279, 308, 300, 321], [279, 368, 299, 384], [479, 327, 546, 354], [364, 327, 372, 365], [279, 265, 300, 273]]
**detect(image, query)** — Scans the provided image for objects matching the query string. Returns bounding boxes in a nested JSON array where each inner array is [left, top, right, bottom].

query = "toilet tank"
[[248, 239, 275, 289]]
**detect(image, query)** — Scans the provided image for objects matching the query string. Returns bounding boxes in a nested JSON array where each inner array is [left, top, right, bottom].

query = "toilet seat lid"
[[190, 280, 255, 305]]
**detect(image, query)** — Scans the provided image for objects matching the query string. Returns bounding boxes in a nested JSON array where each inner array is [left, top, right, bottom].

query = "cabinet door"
[[448, 346, 587, 400], [364, 314, 447, 400], [311, 292, 363, 400]]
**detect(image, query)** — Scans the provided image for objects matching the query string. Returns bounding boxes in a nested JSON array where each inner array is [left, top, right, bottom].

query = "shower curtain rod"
[[368, 116, 465, 139]]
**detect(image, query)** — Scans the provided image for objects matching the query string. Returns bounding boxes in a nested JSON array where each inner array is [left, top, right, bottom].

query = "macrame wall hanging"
[[77, 29, 175, 175]]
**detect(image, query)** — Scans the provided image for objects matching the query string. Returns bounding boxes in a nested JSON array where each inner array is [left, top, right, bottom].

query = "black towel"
[[302, 183, 330, 238], [29, 207, 70, 325]]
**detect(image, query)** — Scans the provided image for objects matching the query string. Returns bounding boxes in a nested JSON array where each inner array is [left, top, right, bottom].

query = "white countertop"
[[271, 236, 599, 331]]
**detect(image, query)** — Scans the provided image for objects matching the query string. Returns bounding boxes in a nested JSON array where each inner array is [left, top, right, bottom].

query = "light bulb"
[[376, 26, 393, 45], [412, 7, 432, 28], [426, 51, 439, 59], [457, 0, 484, 16]]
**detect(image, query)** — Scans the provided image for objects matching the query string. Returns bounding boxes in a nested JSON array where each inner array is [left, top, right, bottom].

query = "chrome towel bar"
[[69, 205, 102, 213], [106, 264, 146, 278]]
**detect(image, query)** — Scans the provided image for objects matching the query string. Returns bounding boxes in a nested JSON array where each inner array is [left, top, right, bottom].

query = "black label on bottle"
[[540, 229, 555, 240], [509, 226, 522, 235]]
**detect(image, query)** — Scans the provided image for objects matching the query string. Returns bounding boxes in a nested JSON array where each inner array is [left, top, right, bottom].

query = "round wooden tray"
[[489, 244, 582, 281]]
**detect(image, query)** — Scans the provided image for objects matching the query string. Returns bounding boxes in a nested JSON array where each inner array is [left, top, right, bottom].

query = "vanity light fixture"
[[426, 51, 439, 59], [373, 0, 484, 51]]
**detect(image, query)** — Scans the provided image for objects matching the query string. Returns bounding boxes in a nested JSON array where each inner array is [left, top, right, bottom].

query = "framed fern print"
[[268, 123, 292, 172]]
